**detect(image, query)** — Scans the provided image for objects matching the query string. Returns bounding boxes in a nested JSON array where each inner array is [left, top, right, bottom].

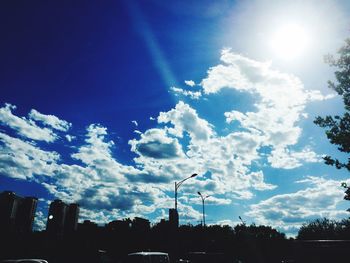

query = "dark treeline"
[[2, 218, 350, 263], [0, 222, 287, 263], [298, 217, 350, 240]]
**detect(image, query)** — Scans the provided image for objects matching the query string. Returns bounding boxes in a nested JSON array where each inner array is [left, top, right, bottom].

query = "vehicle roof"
[[1, 260, 48, 263], [128, 252, 169, 256]]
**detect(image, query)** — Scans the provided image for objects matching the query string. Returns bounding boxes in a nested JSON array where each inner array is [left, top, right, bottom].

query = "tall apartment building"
[[16, 196, 38, 233], [0, 191, 38, 233], [46, 199, 79, 236], [65, 203, 79, 233]]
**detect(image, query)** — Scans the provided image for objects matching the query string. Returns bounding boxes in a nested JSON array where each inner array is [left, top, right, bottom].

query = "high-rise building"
[[65, 203, 79, 233], [0, 191, 38, 233], [46, 199, 79, 236], [0, 191, 20, 232], [47, 199, 68, 236], [16, 196, 38, 233], [169, 208, 179, 228]]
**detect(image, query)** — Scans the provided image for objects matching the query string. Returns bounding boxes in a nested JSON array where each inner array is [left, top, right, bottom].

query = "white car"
[[126, 252, 170, 263]]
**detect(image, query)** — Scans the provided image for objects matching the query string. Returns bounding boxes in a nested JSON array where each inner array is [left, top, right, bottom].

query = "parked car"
[[1, 260, 48, 263], [126, 252, 170, 263]]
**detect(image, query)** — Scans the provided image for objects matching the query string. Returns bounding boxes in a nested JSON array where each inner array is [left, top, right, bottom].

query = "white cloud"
[[0, 49, 338, 228], [0, 132, 60, 180], [158, 101, 214, 141], [0, 103, 58, 142], [202, 50, 325, 170], [184, 80, 196, 87], [33, 210, 47, 231], [131, 101, 275, 201], [215, 219, 241, 227], [29, 109, 71, 132], [65, 134, 74, 142], [246, 176, 350, 236], [188, 195, 232, 205], [178, 203, 203, 222], [268, 147, 321, 169], [170, 86, 202, 99], [306, 90, 336, 101], [132, 120, 138, 127], [129, 128, 185, 159]]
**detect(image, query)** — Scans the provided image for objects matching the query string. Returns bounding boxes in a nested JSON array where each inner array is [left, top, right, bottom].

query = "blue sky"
[[1, 0, 350, 236]]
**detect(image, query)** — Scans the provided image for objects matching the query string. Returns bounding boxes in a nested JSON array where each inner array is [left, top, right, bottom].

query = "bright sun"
[[270, 23, 310, 60]]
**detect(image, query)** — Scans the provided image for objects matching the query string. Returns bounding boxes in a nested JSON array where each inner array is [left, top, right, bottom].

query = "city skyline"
[[1, 0, 350, 237]]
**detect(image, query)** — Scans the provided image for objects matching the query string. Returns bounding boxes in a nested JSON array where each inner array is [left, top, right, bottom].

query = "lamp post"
[[198, 191, 210, 226], [175, 173, 197, 210]]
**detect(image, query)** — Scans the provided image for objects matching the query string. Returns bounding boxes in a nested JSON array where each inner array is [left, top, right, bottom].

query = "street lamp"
[[175, 173, 197, 210], [198, 191, 210, 226]]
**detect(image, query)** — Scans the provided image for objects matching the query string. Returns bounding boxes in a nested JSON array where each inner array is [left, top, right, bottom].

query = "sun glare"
[[270, 23, 310, 60]]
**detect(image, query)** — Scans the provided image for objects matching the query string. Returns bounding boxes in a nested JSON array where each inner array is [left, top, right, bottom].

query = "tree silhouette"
[[297, 217, 350, 240], [314, 38, 350, 172], [297, 218, 339, 240]]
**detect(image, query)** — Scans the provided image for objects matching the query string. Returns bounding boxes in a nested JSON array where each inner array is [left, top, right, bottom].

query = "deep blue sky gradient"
[[1, 0, 350, 235]]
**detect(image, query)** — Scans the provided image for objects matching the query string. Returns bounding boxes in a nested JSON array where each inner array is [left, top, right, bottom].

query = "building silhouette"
[[107, 219, 131, 232], [16, 196, 38, 234], [0, 191, 38, 234], [132, 217, 150, 231], [46, 199, 79, 236], [78, 219, 98, 232], [65, 203, 80, 233], [169, 208, 179, 228]]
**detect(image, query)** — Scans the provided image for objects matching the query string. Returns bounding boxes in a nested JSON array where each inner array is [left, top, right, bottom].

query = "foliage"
[[297, 217, 350, 240], [314, 38, 350, 171], [234, 223, 285, 240]]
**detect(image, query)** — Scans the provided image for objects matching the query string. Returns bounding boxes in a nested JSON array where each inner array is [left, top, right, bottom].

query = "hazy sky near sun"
[[1, 0, 350, 236]]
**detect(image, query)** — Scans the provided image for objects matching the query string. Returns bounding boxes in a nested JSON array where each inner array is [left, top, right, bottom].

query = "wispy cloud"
[[29, 109, 71, 132], [0, 103, 58, 142], [170, 86, 202, 100]]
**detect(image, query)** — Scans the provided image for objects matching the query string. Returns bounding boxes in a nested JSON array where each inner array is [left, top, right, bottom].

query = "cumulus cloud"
[[158, 101, 214, 141], [178, 203, 203, 222], [132, 101, 275, 200], [129, 128, 184, 159], [246, 176, 350, 236], [201, 49, 329, 169], [0, 109, 169, 220], [0, 132, 60, 180], [268, 147, 321, 169], [0, 49, 338, 228]]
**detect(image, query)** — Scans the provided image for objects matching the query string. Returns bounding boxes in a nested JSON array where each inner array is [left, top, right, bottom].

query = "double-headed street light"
[[175, 173, 197, 210], [198, 191, 210, 226]]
